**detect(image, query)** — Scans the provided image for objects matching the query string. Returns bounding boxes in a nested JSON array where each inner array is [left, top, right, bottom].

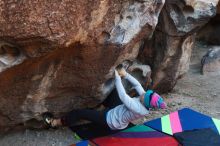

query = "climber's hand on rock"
[[116, 67, 127, 77], [115, 70, 120, 77]]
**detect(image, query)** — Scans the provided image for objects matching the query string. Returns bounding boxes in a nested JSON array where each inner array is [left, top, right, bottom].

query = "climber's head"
[[143, 90, 166, 109]]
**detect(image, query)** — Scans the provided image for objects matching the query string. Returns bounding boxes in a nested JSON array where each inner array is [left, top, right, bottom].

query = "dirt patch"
[[0, 128, 77, 146]]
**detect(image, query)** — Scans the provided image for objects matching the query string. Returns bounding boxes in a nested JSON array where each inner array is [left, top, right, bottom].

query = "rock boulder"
[[138, 0, 219, 92], [0, 0, 165, 131], [202, 46, 220, 75], [197, 1, 220, 45]]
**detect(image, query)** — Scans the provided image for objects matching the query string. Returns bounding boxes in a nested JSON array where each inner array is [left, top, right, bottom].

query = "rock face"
[[139, 0, 219, 92], [0, 0, 218, 131], [202, 46, 220, 75], [0, 0, 165, 131], [197, 1, 220, 45]]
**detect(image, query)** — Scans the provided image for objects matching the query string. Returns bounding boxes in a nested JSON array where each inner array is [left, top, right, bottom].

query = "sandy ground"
[[0, 41, 220, 146]]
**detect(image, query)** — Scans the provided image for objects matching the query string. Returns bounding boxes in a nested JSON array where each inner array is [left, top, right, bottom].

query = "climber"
[[43, 66, 166, 130]]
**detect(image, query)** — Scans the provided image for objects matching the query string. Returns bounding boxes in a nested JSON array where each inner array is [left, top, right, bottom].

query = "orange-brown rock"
[[0, 0, 165, 131]]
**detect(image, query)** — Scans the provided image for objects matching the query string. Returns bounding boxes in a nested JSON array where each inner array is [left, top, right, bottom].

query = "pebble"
[[52, 142, 56, 146], [161, 111, 167, 114], [212, 93, 217, 97], [178, 102, 182, 105], [171, 103, 176, 106]]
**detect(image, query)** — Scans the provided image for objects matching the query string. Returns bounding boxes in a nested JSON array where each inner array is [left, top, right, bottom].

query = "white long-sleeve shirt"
[[106, 72, 149, 130]]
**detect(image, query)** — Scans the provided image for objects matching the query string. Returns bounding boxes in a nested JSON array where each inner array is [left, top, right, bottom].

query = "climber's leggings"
[[61, 88, 122, 129], [61, 109, 110, 128]]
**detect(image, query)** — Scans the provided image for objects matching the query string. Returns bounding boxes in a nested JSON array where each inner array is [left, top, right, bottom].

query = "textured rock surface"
[[218, 1, 220, 13], [139, 0, 219, 92], [197, 1, 220, 44], [0, 0, 165, 131], [201, 46, 220, 75], [0, 0, 219, 131]]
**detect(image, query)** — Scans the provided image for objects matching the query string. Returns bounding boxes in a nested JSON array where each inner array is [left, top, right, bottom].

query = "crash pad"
[[91, 124, 179, 146], [144, 108, 220, 135]]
